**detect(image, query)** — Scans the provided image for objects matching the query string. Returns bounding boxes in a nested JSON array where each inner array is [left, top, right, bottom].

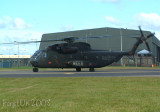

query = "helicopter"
[[0, 26, 155, 72], [29, 26, 154, 72]]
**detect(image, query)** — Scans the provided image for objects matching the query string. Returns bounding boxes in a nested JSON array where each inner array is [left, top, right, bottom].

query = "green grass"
[[0, 77, 160, 112]]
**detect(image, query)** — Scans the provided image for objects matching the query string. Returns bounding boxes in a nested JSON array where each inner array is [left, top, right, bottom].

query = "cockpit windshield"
[[33, 50, 45, 56], [30, 50, 46, 65]]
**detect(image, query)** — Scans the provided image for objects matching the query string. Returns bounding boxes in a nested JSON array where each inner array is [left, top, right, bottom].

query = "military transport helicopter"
[[29, 26, 154, 72], [0, 26, 155, 72]]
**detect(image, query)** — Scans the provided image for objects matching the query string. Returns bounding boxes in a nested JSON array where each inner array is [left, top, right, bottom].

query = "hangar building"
[[39, 27, 160, 66]]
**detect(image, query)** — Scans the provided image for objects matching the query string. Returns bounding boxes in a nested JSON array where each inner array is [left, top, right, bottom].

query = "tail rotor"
[[128, 26, 155, 56], [138, 26, 155, 52]]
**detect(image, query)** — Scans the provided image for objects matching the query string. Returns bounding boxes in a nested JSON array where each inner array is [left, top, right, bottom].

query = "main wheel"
[[89, 68, 95, 72], [33, 67, 38, 72], [76, 67, 81, 72]]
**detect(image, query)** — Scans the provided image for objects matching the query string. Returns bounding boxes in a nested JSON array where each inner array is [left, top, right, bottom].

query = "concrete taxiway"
[[0, 69, 160, 78]]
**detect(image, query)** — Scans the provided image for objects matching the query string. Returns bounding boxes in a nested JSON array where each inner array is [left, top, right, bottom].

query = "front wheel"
[[89, 68, 95, 72], [76, 67, 81, 72]]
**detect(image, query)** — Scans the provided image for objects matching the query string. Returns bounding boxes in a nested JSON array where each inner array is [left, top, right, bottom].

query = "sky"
[[0, 0, 160, 55]]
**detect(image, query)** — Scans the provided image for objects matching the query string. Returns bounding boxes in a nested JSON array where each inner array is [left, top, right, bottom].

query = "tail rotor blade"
[[145, 42, 151, 52], [146, 33, 155, 39], [139, 26, 144, 37]]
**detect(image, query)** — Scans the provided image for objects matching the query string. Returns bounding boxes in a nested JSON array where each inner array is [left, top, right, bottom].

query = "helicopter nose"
[[30, 61, 38, 67], [30, 60, 38, 67], [30, 57, 38, 67]]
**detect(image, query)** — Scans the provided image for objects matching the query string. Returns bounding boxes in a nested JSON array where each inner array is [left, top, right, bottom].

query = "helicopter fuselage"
[[30, 49, 125, 69]]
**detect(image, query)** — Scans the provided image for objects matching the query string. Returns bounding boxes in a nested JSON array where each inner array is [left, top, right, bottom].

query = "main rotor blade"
[[87, 35, 112, 39], [63, 35, 112, 42], [0, 35, 112, 45], [0, 42, 16, 44], [0, 40, 48, 45], [0, 38, 72, 45]]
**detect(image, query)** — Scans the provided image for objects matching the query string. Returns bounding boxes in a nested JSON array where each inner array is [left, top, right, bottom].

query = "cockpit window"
[[33, 51, 39, 56], [33, 50, 45, 56]]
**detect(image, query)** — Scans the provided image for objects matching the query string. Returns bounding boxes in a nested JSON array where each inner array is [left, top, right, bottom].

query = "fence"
[[0, 58, 31, 68], [111, 56, 156, 67]]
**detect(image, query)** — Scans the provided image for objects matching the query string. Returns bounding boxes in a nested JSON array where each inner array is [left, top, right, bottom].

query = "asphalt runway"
[[0, 69, 160, 78]]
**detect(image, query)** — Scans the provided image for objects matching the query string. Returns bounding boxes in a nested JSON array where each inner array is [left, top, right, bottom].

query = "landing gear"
[[33, 67, 38, 72], [89, 68, 95, 72], [76, 67, 81, 72]]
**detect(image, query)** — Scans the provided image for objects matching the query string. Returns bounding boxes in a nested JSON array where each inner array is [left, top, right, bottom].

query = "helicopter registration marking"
[[73, 61, 84, 66]]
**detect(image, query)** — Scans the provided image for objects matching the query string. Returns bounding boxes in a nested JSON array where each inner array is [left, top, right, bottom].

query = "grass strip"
[[0, 77, 160, 112]]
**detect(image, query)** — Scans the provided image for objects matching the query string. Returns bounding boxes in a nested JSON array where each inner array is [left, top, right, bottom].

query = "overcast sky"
[[0, 0, 160, 55]]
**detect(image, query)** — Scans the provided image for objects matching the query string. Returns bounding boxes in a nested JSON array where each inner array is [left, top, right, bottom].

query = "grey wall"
[[39, 27, 157, 57]]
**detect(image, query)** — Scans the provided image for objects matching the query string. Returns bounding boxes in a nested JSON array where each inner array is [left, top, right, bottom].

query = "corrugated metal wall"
[[39, 27, 159, 64]]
